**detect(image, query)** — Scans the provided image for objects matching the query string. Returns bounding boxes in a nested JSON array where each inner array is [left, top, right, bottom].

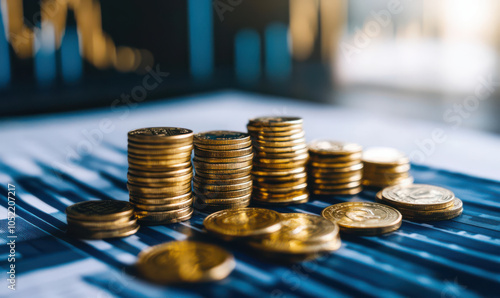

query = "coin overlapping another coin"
[[127, 127, 194, 225], [203, 208, 341, 262], [376, 184, 463, 221], [308, 140, 363, 196], [362, 147, 414, 188], [247, 117, 309, 205], [322, 202, 402, 235], [66, 200, 139, 239], [193, 131, 253, 212]]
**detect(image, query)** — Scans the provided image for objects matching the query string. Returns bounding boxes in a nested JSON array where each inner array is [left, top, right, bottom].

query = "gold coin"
[[254, 188, 308, 199], [128, 127, 193, 143], [194, 194, 252, 205], [128, 181, 191, 193], [67, 216, 136, 230], [254, 183, 307, 194], [253, 138, 306, 148], [128, 143, 193, 152], [136, 241, 235, 284], [362, 147, 409, 165], [203, 207, 282, 240], [130, 192, 192, 205], [195, 147, 253, 158], [194, 160, 252, 171], [252, 193, 309, 205], [67, 224, 140, 239], [135, 206, 193, 225], [194, 186, 252, 198], [66, 200, 134, 221], [128, 161, 192, 171], [194, 199, 251, 213], [194, 180, 252, 192], [248, 213, 340, 254], [308, 140, 362, 155], [193, 175, 251, 185], [309, 169, 363, 179], [132, 197, 193, 211], [195, 141, 252, 150], [128, 166, 192, 178], [249, 131, 305, 142], [310, 160, 362, 168], [252, 143, 307, 153], [248, 116, 303, 127], [249, 128, 304, 138], [309, 153, 362, 163], [127, 151, 192, 161], [310, 174, 362, 184], [363, 177, 414, 188], [254, 160, 308, 170], [252, 167, 306, 177], [254, 177, 307, 188], [314, 181, 362, 190], [194, 166, 253, 175], [247, 123, 303, 132], [255, 148, 309, 159], [311, 187, 363, 196], [194, 131, 250, 145], [128, 156, 191, 166], [128, 172, 193, 186], [310, 163, 363, 173], [195, 170, 251, 179], [380, 184, 455, 210], [257, 153, 309, 164], [253, 172, 306, 182], [321, 202, 402, 235], [193, 153, 253, 164], [129, 185, 191, 198], [363, 163, 411, 174]]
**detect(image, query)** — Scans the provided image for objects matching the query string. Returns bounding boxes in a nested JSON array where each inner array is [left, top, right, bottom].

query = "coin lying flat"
[[128, 127, 193, 143], [248, 116, 303, 127], [194, 131, 251, 145], [66, 200, 134, 221], [309, 140, 363, 155], [381, 184, 455, 210], [203, 208, 282, 240], [322, 202, 402, 235], [136, 241, 235, 284]]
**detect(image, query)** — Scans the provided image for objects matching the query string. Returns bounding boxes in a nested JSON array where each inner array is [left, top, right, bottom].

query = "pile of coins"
[[308, 140, 364, 196], [192, 131, 253, 212], [136, 241, 235, 284], [203, 208, 341, 262], [247, 117, 309, 205], [322, 202, 402, 235], [362, 147, 413, 188], [376, 184, 463, 221], [66, 201, 139, 239], [127, 127, 194, 225]]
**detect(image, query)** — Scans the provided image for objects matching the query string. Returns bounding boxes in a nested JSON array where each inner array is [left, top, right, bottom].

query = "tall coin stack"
[[247, 117, 309, 205], [127, 127, 194, 225], [193, 131, 253, 212], [308, 140, 363, 196], [362, 147, 414, 189]]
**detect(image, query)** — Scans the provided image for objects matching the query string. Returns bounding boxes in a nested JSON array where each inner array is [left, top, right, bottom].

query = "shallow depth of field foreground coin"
[[321, 202, 402, 235], [136, 241, 235, 284], [203, 207, 282, 240]]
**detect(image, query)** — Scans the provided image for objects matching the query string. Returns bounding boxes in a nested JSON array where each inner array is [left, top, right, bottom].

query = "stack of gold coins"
[[308, 140, 363, 196], [192, 131, 253, 212], [204, 208, 341, 262], [66, 201, 139, 239], [136, 241, 235, 284], [127, 127, 194, 225], [322, 202, 402, 235], [376, 184, 463, 221], [362, 147, 413, 188], [247, 117, 309, 205]]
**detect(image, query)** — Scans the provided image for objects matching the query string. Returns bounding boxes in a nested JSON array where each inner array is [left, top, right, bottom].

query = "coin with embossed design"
[[381, 184, 455, 210], [194, 131, 251, 145], [66, 200, 134, 221], [322, 202, 402, 235]]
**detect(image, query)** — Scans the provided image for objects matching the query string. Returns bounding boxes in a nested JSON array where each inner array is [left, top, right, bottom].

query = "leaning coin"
[[322, 202, 402, 235], [136, 241, 235, 284], [203, 207, 282, 240]]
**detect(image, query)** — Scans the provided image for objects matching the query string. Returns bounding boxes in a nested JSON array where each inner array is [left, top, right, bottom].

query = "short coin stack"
[[247, 117, 309, 205], [193, 131, 253, 212], [362, 147, 413, 188], [66, 200, 139, 239], [203, 208, 341, 262], [376, 184, 463, 221], [322, 202, 402, 235], [308, 140, 363, 196], [127, 127, 194, 225]]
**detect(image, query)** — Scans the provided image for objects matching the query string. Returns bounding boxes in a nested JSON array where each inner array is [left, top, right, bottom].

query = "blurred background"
[[0, 0, 499, 133]]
